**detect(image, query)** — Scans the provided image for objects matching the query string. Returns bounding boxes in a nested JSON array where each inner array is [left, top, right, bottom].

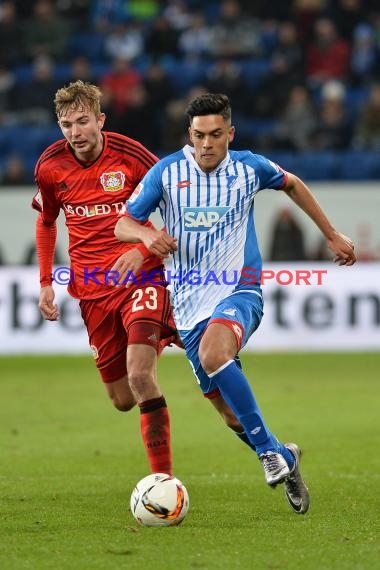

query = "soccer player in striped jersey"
[[32, 81, 178, 478], [115, 93, 356, 514]]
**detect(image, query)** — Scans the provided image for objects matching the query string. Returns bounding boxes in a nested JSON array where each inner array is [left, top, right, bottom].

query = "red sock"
[[139, 396, 172, 475]]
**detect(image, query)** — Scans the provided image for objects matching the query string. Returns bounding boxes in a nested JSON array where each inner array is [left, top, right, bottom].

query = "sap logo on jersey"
[[183, 207, 229, 231]]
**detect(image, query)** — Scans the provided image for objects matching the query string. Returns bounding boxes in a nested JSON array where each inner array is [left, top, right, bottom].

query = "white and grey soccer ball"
[[130, 473, 189, 527]]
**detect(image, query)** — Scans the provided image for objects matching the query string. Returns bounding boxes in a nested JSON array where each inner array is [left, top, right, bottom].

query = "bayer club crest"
[[100, 171, 125, 192]]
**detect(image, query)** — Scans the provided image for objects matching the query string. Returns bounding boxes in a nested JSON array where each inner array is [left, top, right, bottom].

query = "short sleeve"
[[127, 163, 164, 221]]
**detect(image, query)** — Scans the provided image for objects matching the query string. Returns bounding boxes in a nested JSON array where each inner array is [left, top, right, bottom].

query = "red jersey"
[[32, 132, 162, 300]]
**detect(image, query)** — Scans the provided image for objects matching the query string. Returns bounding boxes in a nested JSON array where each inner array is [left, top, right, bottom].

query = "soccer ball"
[[130, 473, 189, 527]]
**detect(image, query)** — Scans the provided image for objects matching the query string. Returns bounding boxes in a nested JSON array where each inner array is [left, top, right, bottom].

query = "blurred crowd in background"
[[0, 0, 380, 187]]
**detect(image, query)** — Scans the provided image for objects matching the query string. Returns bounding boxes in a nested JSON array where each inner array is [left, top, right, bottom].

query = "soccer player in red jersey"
[[32, 80, 176, 476]]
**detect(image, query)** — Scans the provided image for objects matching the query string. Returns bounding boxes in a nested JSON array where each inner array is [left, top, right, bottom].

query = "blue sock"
[[209, 359, 274, 452], [209, 359, 294, 467], [235, 430, 256, 451]]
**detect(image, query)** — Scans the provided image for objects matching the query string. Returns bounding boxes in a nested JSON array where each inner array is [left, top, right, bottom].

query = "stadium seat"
[[4, 125, 61, 162], [344, 87, 370, 120], [335, 150, 380, 180], [54, 63, 73, 82], [200, 1, 222, 23], [8, 126, 43, 157], [0, 127, 7, 155], [265, 152, 303, 177], [240, 59, 271, 88], [266, 151, 339, 181], [13, 64, 35, 84], [160, 57, 209, 96], [293, 151, 338, 181], [68, 32, 107, 62]]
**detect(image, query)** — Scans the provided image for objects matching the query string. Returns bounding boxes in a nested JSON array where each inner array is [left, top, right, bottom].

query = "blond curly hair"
[[54, 80, 102, 119]]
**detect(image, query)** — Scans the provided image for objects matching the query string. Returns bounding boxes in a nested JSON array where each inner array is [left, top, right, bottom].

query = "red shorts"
[[79, 284, 176, 383]]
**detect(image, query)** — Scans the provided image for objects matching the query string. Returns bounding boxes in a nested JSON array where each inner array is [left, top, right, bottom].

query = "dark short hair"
[[185, 93, 231, 124]]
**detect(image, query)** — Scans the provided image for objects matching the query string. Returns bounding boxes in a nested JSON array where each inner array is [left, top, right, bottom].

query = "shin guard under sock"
[[139, 396, 172, 475], [209, 360, 278, 454]]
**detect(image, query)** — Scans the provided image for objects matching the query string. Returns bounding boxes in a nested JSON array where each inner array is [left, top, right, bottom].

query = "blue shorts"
[[179, 291, 263, 396]]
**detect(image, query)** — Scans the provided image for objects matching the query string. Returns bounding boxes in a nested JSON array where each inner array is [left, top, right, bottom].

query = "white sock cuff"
[[208, 359, 235, 378]]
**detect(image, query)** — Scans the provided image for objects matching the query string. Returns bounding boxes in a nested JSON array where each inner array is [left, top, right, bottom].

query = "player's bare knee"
[[127, 368, 155, 398], [199, 345, 228, 375]]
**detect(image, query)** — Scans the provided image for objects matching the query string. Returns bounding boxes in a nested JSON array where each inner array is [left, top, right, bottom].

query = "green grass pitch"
[[1, 352, 379, 570]]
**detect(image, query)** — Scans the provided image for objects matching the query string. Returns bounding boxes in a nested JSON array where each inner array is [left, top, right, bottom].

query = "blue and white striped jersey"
[[127, 144, 286, 330]]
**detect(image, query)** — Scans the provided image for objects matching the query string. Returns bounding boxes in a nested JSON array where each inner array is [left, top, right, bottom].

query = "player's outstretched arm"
[[115, 216, 177, 257], [35, 214, 60, 319], [282, 172, 356, 266]]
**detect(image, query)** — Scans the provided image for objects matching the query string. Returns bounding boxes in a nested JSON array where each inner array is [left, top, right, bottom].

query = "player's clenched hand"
[[142, 228, 177, 257], [39, 285, 59, 321], [109, 249, 145, 287], [327, 231, 356, 266]]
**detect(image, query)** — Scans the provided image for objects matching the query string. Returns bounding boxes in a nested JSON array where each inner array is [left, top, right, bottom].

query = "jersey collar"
[[183, 144, 230, 175]]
